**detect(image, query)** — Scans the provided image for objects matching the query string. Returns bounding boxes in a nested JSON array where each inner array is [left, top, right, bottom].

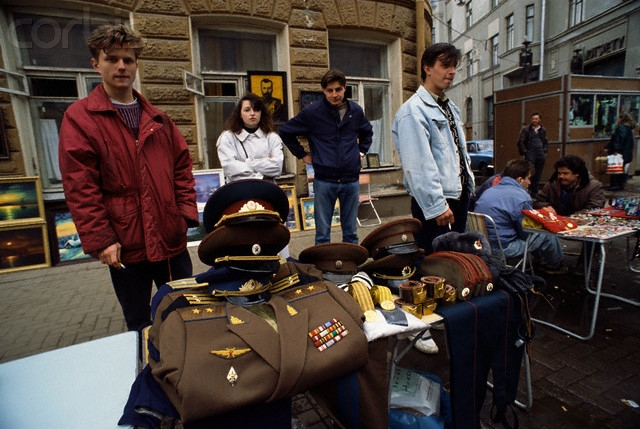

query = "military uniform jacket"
[[148, 280, 368, 423]]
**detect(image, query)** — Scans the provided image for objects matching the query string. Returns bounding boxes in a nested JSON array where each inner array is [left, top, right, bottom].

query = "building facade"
[[433, 0, 640, 173], [0, 0, 434, 204]]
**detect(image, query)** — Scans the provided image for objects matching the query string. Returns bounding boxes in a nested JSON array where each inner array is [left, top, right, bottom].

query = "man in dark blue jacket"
[[280, 69, 373, 245]]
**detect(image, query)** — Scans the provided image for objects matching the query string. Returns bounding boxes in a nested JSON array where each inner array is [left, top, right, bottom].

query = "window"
[[525, 5, 534, 43], [491, 0, 499, 9], [569, 0, 584, 27], [506, 14, 514, 51], [329, 40, 392, 165], [569, 94, 593, 126], [620, 95, 640, 125], [491, 35, 499, 67], [465, 98, 473, 125], [10, 10, 124, 189], [466, 51, 474, 78], [466, 2, 473, 30], [447, 20, 452, 43], [198, 30, 277, 168], [594, 94, 619, 138]]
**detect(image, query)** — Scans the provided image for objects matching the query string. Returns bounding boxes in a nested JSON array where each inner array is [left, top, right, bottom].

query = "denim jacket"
[[392, 85, 474, 220]]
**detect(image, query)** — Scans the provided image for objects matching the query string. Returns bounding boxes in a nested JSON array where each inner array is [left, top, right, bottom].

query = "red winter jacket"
[[59, 84, 199, 264]]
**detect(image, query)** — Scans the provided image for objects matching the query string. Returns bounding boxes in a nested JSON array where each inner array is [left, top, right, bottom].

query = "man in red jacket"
[[59, 24, 199, 334]]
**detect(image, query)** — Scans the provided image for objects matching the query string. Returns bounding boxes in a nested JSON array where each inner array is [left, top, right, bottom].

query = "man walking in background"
[[518, 111, 548, 196]]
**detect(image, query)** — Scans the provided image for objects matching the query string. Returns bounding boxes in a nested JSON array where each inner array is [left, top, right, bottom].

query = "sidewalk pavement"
[[1, 176, 639, 428]]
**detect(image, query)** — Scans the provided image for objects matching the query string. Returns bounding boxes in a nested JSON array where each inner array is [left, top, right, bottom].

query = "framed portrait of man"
[[248, 71, 288, 124]]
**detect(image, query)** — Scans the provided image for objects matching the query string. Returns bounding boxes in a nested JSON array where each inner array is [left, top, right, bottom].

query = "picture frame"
[[0, 108, 9, 160], [280, 185, 300, 232], [331, 201, 341, 227], [45, 202, 91, 265], [299, 198, 341, 230], [193, 169, 225, 211], [0, 222, 50, 274], [189, 169, 225, 246], [366, 153, 380, 169], [0, 176, 45, 223], [300, 90, 325, 110], [248, 71, 288, 124], [300, 197, 316, 230]]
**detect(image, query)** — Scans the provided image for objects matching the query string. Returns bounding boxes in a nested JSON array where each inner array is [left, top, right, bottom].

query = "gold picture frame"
[[300, 197, 315, 230], [0, 222, 51, 274], [0, 176, 45, 223], [280, 185, 300, 232]]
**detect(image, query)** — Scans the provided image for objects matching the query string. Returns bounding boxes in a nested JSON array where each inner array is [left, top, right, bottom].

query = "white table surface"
[[0, 331, 138, 429]]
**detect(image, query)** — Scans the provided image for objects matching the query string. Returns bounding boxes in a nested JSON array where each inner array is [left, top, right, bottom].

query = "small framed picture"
[[45, 202, 91, 265], [331, 201, 341, 227], [0, 176, 45, 223], [300, 197, 316, 230], [248, 71, 288, 124], [187, 212, 207, 247], [300, 90, 325, 110], [280, 185, 300, 232], [366, 153, 380, 169], [193, 169, 225, 211], [0, 222, 50, 274]]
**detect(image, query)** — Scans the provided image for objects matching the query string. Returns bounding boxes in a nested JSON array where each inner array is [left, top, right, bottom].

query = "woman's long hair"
[[226, 93, 274, 134]]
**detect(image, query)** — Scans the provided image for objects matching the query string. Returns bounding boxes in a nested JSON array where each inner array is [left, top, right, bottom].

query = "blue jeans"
[[503, 232, 563, 267], [313, 178, 359, 244], [109, 249, 193, 333]]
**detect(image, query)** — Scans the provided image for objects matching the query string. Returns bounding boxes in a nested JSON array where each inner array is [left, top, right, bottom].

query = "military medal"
[[227, 366, 238, 386]]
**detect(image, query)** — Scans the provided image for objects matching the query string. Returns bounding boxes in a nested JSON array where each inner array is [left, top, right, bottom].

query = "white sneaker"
[[408, 330, 439, 355]]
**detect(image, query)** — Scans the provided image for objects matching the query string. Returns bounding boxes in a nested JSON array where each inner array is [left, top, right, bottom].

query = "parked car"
[[466, 140, 494, 176]]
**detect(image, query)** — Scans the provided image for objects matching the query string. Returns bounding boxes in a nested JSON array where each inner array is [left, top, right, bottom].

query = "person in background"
[[518, 111, 548, 196], [217, 93, 284, 184], [279, 69, 373, 245], [534, 154, 605, 276], [475, 159, 567, 274], [604, 113, 635, 191], [58, 24, 199, 335], [534, 155, 605, 217], [392, 43, 475, 255]]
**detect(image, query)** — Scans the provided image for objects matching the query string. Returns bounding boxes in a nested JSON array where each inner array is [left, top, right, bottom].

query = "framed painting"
[[0, 176, 45, 223], [280, 185, 300, 232], [193, 169, 225, 211], [366, 153, 380, 169], [248, 71, 288, 124], [187, 211, 207, 247], [300, 90, 324, 110], [0, 222, 50, 274], [45, 203, 91, 265], [300, 197, 315, 230], [331, 201, 341, 227], [0, 108, 9, 160]]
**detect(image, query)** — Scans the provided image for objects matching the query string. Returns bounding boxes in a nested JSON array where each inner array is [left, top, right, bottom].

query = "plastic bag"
[[606, 153, 624, 174]]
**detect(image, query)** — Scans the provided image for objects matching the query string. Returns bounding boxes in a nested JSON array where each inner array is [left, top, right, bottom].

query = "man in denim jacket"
[[392, 43, 475, 255]]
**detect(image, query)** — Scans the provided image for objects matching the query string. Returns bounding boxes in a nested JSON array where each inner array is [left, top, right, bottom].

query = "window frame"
[[506, 14, 514, 51], [525, 5, 534, 43]]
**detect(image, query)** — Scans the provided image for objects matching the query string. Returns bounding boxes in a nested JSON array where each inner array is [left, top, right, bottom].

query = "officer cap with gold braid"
[[359, 218, 422, 260], [202, 179, 290, 233], [298, 243, 369, 285], [198, 180, 290, 279]]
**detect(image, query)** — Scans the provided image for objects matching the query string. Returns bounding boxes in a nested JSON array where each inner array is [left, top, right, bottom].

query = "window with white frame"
[[569, 0, 584, 27], [9, 9, 124, 189], [466, 2, 473, 30], [491, 35, 499, 67], [466, 51, 474, 78], [506, 14, 514, 51], [198, 29, 277, 169], [491, 0, 499, 9], [525, 5, 534, 43], [329, 39, 392, 166]]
